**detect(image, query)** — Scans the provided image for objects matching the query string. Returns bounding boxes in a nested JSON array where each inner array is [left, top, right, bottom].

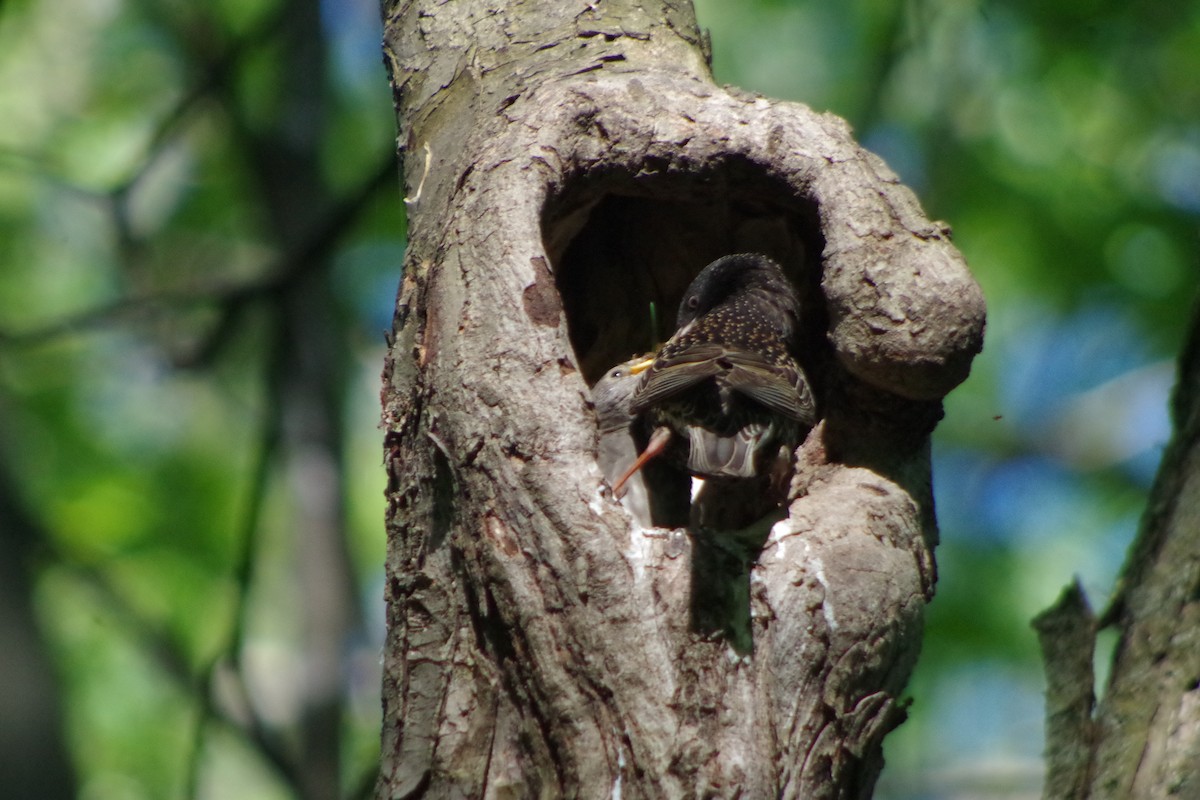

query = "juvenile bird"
[[592, 355, 690, 529], [613, 253, 816, 495], [592, 355, 649, 489]]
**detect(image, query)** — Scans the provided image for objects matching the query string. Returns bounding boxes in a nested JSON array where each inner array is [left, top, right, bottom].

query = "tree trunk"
[[376, 1, 984, 797], [0, 466, 76, 800], [1037, 304, 1200, 800]]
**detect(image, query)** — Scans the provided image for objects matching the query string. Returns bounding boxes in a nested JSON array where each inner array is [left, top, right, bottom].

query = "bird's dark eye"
[[686, 295, 700, 310]]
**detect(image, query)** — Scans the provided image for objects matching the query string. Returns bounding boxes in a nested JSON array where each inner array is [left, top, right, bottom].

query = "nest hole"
[[542, 161, 828, 387]]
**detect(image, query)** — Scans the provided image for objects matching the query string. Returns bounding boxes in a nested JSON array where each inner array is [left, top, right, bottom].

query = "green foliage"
[[2, 0, 1197, 796], [1, 0, 398, 796]]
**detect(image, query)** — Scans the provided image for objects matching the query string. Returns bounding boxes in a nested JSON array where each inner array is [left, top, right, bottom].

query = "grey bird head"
[[592, 356, 646, 440]]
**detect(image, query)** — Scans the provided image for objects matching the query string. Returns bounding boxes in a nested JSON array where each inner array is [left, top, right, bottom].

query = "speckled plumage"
[[629, 253, 816, 481]]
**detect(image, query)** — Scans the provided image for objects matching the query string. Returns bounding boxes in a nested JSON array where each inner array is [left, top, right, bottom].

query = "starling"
[[612, 253, 816, 494], [592, 355, 650, 489], [592, 355, 689, 529]]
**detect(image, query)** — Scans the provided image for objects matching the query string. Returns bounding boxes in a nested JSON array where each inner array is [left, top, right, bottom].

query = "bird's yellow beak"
[[627, 356, 655, 375]]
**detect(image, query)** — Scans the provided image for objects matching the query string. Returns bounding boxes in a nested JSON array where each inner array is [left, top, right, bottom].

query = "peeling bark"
[[377, 1, 984, 797]]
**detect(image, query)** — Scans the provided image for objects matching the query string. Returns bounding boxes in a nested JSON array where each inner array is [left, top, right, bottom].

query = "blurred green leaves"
[[2, 0, 1197, 796], [1, 0, 399, 796]]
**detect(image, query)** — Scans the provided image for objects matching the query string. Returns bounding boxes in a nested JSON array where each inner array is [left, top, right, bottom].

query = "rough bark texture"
[[0, 467, 76, 800], [377, 1, 984, 797], [1034, 581, 1097, 800], [1038, 306, 1200, 800]]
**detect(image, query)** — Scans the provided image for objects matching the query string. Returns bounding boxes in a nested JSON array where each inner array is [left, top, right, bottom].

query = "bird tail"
[[684, 424, 766, 478]]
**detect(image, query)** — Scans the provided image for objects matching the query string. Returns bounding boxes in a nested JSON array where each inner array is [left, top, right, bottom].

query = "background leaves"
[[1, 0, 1196, 797]]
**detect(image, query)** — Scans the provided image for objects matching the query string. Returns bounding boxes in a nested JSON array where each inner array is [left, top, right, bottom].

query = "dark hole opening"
[[544, 162, 831, 607], [542, 161, 828, 389]]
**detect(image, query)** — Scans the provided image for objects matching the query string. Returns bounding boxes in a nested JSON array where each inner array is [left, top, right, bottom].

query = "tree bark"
[[1037, 304, 1200, 800], [377, 1, 984, 797], [0, 465, 76, 800]]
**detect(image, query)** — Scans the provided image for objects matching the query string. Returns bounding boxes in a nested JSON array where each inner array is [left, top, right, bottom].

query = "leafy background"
[[1, 0, 1196, 797]]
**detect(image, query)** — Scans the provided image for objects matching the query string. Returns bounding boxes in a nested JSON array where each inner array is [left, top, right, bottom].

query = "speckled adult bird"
[[612, 253, 817, 495]]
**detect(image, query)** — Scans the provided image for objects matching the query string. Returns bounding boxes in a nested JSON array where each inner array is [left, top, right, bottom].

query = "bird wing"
[[632, 342, 817, 426], [629, 342, 726, 413], [718, 350, 817, 425]]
